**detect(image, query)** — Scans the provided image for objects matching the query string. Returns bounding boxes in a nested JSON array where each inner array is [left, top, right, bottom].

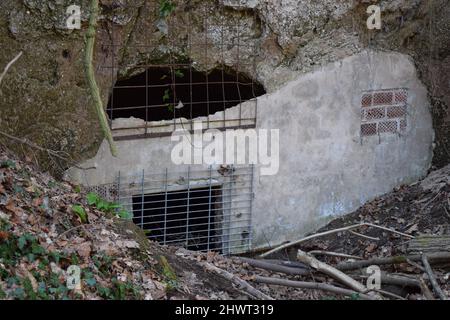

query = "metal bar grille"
[[91, 165, 254, 255]]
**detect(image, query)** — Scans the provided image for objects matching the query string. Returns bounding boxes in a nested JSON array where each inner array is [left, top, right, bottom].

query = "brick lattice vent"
[[360, 88, 408, 137]]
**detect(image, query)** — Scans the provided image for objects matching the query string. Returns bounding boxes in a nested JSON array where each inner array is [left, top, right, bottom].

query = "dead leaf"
[[2, 176, 13, 190], [32, 197, 43, 207], [396, 218, 406, 224], [50, 262, 63, 275], [0, 231, 10, 241], [5, 200, 23, 215], [76, 242, 92, 260], [241, 274, 256, 281], [117, 240, 140, 249], [27, 214, 37, 226], [17, 264, 38, 292], [365, 243, 377, 253], [56, 240, 68, 247], [94, 241, 120, 256]]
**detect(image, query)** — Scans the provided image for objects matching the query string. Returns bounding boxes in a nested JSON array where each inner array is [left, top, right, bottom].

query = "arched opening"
[[107, 65, 266, 127]]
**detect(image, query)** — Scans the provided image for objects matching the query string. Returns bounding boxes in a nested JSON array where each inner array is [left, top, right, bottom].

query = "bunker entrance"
[[132, 186, 224, 252], [86, 166, 254, 254]]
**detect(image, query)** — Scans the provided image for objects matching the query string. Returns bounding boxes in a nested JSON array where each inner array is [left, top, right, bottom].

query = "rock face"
[[0, 0, 142, 174], [0, 0, 448, 173]]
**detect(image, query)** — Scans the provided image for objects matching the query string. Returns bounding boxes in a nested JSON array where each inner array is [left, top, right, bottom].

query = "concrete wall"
[[67, 50, 434, 251]]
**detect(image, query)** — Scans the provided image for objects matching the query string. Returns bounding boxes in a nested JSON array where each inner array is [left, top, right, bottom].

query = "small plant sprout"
[[72, 205, 88, 224], [86, 192, 132, 220], [159, 0, 176, 19]]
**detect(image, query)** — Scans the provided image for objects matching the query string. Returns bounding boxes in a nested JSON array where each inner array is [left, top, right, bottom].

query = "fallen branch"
[[419, 277, 435, 300], [336, 252, 450, 271], [369, 288, 406, 300], [260, 222, 414, 258], [0, 130, 91, 171], [85, 0, 117, 156], [0, 52, 22, 86], [202, 262, 274, 300], [308, 250, 363, 260], [240, 257, 310, 276], [406, 258, 425, 272], [349, 230, 380, 241], [0, 130, 68, 161], [353, 271, 421, 288], [55, 223, 102, 240], [254, 276, 376, 300], [296, 250, 380, 298], [262, 259, 309, 269], [407, 235, 450, 254], [421, 254, 448, 300]]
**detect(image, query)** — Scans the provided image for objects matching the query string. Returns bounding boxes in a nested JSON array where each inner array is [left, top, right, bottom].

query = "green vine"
[[85, 0, 117, 156]]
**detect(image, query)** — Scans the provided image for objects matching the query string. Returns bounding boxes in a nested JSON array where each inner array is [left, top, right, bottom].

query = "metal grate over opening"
[[103, 0, 264, 140], [89, 165, 254, 255], [132, 186, 224, 252]]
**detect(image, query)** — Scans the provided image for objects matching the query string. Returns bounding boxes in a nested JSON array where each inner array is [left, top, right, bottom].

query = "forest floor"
[[0, 147, 448, 300]]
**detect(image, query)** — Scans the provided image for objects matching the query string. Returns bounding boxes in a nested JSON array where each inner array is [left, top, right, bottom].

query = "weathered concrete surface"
[[251, 50, 433, 247], [67, 50, 434, 250]]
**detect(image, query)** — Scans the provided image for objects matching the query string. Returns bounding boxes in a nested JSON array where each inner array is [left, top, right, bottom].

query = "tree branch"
[[0, 52, 22, 86], [308, 250, 364, 260], [0, 130, 92, 171], [260, 222, 414, 258], [297, 250, 379, 297], [239, 257, 310, 276], [254, 276, 376, 300], [336, 252, 450, 271], [202, 262, 274, 300], [421, 253, 448, 300]]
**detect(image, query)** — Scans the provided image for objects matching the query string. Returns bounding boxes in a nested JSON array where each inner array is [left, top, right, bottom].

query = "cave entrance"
[[107, 65, 266, 139], [132, 186, 223, 252]]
